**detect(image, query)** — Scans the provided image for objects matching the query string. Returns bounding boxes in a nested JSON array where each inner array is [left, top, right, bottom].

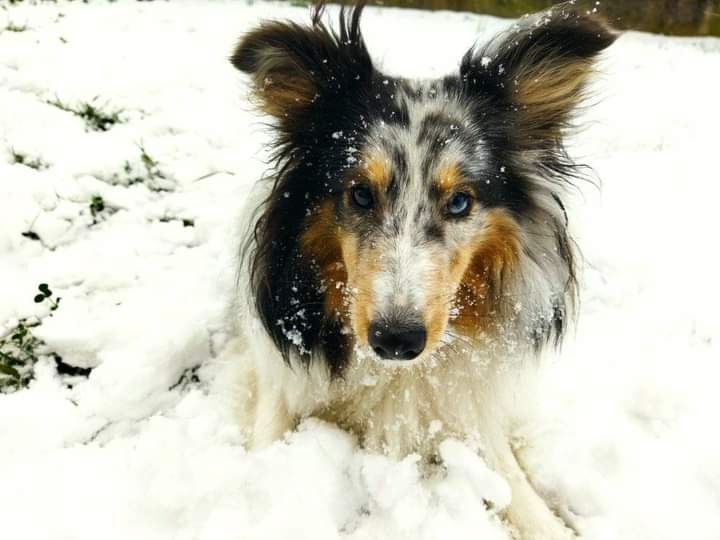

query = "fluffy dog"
[[227, 3, 615, 537]]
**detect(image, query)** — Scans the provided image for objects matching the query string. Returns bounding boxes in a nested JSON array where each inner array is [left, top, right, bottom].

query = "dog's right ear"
[[231, 4, 373, 128]]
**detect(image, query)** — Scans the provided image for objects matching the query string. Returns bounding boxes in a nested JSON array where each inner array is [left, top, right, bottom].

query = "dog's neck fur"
[[318, 348, 519, 459], [235, 299, 531, 462]]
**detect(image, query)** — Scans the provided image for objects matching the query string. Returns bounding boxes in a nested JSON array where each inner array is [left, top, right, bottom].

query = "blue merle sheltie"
[[225, 2, 615, 537]]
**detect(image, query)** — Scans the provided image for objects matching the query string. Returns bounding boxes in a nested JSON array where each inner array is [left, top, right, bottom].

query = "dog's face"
[[306, 92, 525, 362], [232, 4, 615, 371]]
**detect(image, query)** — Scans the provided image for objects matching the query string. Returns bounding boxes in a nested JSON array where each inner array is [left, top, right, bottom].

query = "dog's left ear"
[[461, 6, 617, 147], [231, 4, 373, 130]]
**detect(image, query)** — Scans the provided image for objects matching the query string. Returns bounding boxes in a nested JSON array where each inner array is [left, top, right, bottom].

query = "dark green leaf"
[[0, 363, 20, 379]]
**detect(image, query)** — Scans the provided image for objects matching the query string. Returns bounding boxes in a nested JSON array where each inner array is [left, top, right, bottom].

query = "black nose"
[[368, 320, 427, 360]]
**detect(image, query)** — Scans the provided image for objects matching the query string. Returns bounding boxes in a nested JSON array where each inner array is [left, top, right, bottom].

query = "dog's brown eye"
[[447, 192, 472, 217], [351, 185, 373, 210]]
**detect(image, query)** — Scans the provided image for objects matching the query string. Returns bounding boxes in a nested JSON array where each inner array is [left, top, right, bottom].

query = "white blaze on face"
[[371, 216, 436, 319], [361, 84, 487, 329]]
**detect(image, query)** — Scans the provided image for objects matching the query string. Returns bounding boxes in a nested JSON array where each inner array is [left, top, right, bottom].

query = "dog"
[[226, 3, 615, 538]]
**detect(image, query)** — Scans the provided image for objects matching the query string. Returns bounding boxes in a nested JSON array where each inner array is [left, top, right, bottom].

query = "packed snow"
[[1, 2, 719, 539]]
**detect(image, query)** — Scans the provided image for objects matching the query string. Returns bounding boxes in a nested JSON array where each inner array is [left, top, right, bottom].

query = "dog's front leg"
[[484, 422, 575, 540], [250, 382, 296, 448], [220, 334, 298, 449]]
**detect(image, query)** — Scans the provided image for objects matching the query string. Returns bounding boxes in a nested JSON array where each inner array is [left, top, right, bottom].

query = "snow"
[[1, 1, 719, 539]]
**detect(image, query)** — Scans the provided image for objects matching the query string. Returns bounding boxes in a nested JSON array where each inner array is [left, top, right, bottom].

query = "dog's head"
[[232, 3, 615, 372]]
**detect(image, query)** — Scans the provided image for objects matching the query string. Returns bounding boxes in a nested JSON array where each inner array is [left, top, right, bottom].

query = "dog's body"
[[227, 4, 615, 538]]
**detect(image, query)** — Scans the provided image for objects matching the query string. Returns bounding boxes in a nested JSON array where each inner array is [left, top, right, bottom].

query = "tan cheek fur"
[[300, 196, 384, 347], [450, 210, 522, 339], [425, 265, 453, 350], [341, 235, 381, 346], [418, 162, 468, 349], [300, 202, 348, 320], [347, 153, 391, 344], [425, 162, 522, 349]]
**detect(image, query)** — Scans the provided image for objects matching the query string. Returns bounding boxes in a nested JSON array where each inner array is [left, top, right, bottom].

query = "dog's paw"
[[505, 512, 577, 540], [504, 494, 578, 540]]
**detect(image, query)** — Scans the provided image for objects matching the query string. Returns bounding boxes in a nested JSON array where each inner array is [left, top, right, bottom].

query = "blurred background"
[[320, 0, 720, 36]]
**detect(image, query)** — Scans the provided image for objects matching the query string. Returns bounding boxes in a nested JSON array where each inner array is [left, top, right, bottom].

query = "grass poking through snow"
[[47, 97, 124, 132], [1, 283, 91, 392], [0, 285, 61, 392], [89, 195, 118, 225], [10, 148, 48, 170], [113, 143, 175, 192], [4, 23, 29, 33], [0, 319, 43, 392]]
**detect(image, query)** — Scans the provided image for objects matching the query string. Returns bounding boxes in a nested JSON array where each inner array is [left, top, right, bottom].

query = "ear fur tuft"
[[231, 3, 372, 124], [461, 4, 617, 146]]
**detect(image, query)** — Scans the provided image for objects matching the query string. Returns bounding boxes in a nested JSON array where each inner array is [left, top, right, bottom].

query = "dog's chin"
[[373, 355, 428, 369], [358, 343, 443, 370]]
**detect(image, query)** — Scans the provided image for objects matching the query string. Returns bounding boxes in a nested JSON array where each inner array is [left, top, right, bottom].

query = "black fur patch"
[[234, 4, 378, 371]]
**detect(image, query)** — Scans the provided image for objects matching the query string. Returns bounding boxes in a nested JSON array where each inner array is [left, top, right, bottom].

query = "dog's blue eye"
[[351, 185, 373, 209], [447, 192, 471, 217]]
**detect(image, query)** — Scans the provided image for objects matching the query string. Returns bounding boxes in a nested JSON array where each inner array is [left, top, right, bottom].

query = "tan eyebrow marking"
[[360, 151, 391, 192], [300, 202, 348, 319], [436, 161, 463, 193]]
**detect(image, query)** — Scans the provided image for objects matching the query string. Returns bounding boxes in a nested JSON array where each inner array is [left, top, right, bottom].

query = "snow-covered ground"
[[1, 1, 719, 538]]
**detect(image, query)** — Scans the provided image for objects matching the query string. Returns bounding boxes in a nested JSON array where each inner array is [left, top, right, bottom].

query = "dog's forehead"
[[360, 80, 487, 191]]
